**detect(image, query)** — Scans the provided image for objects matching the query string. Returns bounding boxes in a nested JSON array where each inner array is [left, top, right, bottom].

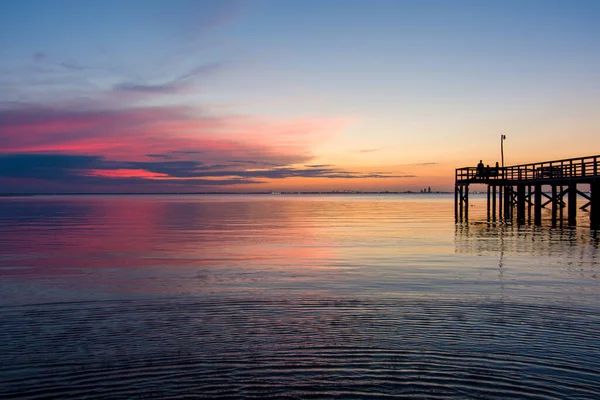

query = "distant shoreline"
[[0, 191, 454, 197]]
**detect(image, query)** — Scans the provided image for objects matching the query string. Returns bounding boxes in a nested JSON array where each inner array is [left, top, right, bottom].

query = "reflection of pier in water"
[[455, 155, 600, 229], [455, 223, 599, 263], [455, 223, 600, 301]]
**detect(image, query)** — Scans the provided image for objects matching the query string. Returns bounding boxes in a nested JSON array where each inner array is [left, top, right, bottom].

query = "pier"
[[455, 154, 600, 229]]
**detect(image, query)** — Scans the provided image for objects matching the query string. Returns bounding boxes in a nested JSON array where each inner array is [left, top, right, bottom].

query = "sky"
[[1, 0, 599, 193]]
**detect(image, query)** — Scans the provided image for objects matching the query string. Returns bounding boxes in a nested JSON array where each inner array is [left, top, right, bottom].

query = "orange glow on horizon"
[[85, 169, 170, 179]]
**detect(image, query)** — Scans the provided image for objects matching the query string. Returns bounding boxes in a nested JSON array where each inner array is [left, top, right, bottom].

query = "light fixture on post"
[[501, 134, 507, 168]]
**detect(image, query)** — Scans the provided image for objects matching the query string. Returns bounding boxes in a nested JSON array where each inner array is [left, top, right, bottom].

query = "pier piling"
[[534, 184, 542, 225], [517, 184, 526, 224], [551, 185, 558, 227], [591, 181, 600, 229], [492, 185, 497, 221], [568, 182, 577, 226]]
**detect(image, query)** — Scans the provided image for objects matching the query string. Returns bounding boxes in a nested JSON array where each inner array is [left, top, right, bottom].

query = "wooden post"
[[568, 182, 577, 226], [551, 185, 558, 227], [464, 184, 469, 221], [591, 181, 600, 229], [559, 185, 564, 224], [458, 186, 463, 221], [454, 185, 459, 222], [492, 185, 497, 222], [510, 186, 515, 220], [517, 184, 526, 224], [527, 185, 532, 224], [534, 184, 542, 225], [504, 186, 512, 221], [499, 186, 504, 221], [487, 185, 491, 221]]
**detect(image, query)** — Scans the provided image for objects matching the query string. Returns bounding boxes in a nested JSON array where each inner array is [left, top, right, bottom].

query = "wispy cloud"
[[33, 52, 47, 63], [172, 150, 205, 155], [0, 154, 263, 192], [0, 153, 411, 192], [113, 62, 221, 94], [61, 61, 89, 71], [395, 161, 438, 167], [230, 159, 283, 167], [146, 153, 175, 160]]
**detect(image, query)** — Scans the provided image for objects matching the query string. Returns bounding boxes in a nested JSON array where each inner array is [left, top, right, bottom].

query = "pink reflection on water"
[[1, 195, 353, 302]]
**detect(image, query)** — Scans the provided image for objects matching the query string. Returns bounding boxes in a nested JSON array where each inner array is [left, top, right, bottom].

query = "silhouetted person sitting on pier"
[[476, 160, 485, 178], [491, 161, 500, 177]]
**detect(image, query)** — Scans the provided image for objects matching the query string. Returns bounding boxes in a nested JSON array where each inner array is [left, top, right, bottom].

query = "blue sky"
[[1, 0, 599, 192]]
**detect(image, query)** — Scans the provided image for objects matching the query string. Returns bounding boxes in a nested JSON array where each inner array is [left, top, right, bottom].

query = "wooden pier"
[[455, 154, 600, 229]]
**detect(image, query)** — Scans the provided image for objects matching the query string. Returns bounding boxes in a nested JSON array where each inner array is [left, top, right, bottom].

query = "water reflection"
[[1, 195, 351, 304], [455, 222, 600, 310], [2, 195, 600, 399], [455, 222, 599, 263]]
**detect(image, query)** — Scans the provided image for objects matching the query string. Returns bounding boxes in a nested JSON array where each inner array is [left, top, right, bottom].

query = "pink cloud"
[[0, 104, 346, 166], [85, 169, 170, 179], [0, 102, 397, 193]]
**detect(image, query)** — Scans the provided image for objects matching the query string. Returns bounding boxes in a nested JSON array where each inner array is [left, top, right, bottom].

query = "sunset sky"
[[1, 0, 599, 193]]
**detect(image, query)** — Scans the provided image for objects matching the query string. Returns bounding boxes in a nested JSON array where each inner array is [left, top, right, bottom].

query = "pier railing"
[[456, 154, 600, 184]]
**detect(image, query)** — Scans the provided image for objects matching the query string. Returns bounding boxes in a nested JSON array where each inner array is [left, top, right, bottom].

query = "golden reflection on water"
[[0, 194, 457, 302], [0, 194, 598, 304]]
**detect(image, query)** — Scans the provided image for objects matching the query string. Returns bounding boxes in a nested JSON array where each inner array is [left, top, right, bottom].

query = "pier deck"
[[455, 155, 600, 228]]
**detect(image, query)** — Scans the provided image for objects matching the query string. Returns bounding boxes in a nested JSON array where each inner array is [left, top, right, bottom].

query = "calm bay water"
[[1, 194, 599, 399]]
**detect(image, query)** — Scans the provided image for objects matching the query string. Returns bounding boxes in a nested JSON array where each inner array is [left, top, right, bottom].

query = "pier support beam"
[[487, 185, 491, 221], [454, 185, 469, 222], [559, 185, 565, 223], [460, 185, 469, 222], [458, 186, 464, 221], [591, 182, 600, 229], [492, 185, 497, 222], [454, 186, 459, 222], [464, 185, 469, 221], [534, 184, 542, 226], [504, 186, 512, 221], [551, 185, 558, 228], [499, 186, 503, 221], [517, 184, 526, 224], [527, 185, 532, 224], [568, 182, 577, 226]]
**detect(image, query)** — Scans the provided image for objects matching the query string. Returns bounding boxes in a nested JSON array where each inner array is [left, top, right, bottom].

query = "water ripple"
[[2, 297, 599, 399]]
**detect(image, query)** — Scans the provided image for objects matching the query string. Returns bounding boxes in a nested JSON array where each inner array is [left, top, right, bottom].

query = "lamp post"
[[501, 134, 507, 168]]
